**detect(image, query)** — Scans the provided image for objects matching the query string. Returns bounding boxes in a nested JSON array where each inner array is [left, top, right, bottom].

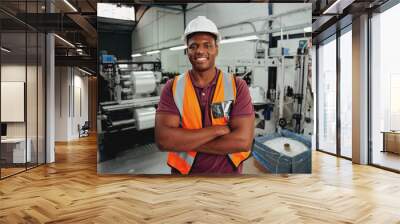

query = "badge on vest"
[[211, 100, 233, 121]]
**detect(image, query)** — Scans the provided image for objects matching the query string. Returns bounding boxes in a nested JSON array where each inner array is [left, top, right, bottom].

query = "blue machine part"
[[263, 103, 274, 120], [101, 55, 116, 64], [281, 48, 290, 56], [252, 129, 311, 174]]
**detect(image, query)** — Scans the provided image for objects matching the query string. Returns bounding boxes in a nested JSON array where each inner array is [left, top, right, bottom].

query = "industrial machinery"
[[231, 38, 313, 138], [97, 54, 163, 161]]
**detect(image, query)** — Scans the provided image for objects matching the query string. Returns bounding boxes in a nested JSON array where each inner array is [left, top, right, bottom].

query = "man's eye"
[[189, 45, 197, 50]]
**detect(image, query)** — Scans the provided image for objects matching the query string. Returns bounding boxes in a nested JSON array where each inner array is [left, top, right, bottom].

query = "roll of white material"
[[134, 107, 156, 130], [249, 86, 266, 105], [263, 137, 308, 157], [132, 71, 156, 95]]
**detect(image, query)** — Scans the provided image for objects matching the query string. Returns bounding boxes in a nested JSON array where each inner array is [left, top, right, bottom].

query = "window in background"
[[371, 3, 400, 171], [1, 31, 28, 178], [317, 36, 337, 155], [339, 28, 352, 158], [0, 0, 47, 179]]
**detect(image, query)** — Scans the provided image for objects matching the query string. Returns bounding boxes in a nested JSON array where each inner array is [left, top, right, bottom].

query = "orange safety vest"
[[167, 70, 251, 174]]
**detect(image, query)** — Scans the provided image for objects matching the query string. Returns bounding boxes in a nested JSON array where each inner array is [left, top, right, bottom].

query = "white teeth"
[[196, 58, 207, 62]]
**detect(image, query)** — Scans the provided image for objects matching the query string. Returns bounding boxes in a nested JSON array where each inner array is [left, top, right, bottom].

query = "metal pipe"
[[223, 23, 311, 40], [123, 81, 132, 86], [111, 119, 136, 127], [246, 6, 311, 24], [120, 75, 131, 80], [268, 3, 273, 48], [219, 22, 257, 33], [183, 4, 186, 30], [133, 6, 310, 52], [186, 3, 205, 11], [102, 96, 160, 112], [121, 88, 133, 94]]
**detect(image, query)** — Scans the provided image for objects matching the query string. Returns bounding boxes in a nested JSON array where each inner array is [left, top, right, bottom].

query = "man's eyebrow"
[[189, 40, 213, 45]]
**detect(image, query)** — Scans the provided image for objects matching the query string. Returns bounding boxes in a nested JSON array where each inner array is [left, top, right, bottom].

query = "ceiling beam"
[[55, 55, 96, 70], [67, 13, 97, 47], [135, 5, 149, 23]]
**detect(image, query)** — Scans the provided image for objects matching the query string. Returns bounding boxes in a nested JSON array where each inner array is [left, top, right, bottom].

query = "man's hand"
[[155, 112, 254, 155], [214, 125, 230, 136], [155, 113, 230, 152], [193, 115, 255, 155]]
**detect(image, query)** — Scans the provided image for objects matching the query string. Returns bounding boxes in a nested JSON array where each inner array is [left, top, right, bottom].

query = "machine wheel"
[[278, 118, 287, 128]]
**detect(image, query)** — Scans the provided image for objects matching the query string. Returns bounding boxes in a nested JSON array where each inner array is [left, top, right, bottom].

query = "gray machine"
[[247, 40, 313, 137], [98, 55, 163, 161]]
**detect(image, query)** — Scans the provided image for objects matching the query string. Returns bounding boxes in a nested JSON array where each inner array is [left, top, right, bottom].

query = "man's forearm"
[[156, 126, 228, 152], [193, 132, 253, 155]]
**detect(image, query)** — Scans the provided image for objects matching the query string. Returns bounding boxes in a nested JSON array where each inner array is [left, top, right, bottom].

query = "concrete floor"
[[98, 143, 268, 174]]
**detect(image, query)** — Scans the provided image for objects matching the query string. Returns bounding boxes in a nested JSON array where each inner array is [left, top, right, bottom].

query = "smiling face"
[[187, 32, 218, 73]]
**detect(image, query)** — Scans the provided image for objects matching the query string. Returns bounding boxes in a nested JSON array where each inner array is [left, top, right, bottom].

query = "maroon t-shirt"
[[156, 69, 254, 174]]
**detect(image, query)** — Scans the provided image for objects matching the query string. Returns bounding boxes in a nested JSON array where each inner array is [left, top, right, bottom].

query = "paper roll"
[[134, 107, 156, 130], [132, 71, 156, 95]]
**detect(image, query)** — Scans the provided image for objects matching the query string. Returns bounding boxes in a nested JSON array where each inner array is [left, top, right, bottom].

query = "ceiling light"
[[303, 27, 312, 33], [78, 67, 92, 76], [98, 3, 135, 21], [169, 45, 187, 51], [131, 53, 142, 58], [220, 35, 259, 44], [54, 34, 75, 48], [1, 47, 11, 53], [63, 0, 78, 12], [146, 50, 160, 55]]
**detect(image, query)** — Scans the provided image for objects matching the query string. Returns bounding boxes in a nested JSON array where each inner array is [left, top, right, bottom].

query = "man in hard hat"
[[155, 16, 255, 174]]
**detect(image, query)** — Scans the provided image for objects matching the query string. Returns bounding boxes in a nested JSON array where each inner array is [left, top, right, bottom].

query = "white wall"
[[1, 63, 46, 164], [55, 66, 68, 141], [1, 65, 27, 138], [55, 67, 89, 141], [1, 65, 43, 137], [131, 3, 311, 73]]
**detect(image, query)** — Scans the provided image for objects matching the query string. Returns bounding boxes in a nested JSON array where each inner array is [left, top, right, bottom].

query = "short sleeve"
[[156, 79, 180, 116], [230, 78, 255, 117]]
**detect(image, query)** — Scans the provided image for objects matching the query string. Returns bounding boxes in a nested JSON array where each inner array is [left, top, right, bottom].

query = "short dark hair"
[[186, 32, 217, 46]]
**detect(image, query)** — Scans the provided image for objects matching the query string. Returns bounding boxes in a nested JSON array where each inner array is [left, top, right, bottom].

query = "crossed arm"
[[155, 113, 254, 155]]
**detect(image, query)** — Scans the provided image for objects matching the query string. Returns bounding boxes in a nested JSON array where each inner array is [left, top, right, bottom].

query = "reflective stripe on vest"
[[167, 70, 251, 174]]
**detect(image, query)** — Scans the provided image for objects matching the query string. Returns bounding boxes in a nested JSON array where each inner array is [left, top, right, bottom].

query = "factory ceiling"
[[0, 0, 394, 72]]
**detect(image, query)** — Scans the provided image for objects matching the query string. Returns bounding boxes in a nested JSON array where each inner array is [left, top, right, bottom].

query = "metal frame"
[[0, 0, 47, 180], [316, 44, 319, 151], [0, 17, 2, 179], [336, 24, 341, 157], [367, 11, 373, 165]]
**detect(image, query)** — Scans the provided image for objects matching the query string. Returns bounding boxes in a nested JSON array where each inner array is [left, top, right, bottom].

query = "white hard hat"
[[182, 16, 220, 45]]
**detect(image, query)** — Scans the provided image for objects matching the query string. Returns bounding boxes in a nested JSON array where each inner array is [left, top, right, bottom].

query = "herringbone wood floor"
[[1, 135, 400, 223]]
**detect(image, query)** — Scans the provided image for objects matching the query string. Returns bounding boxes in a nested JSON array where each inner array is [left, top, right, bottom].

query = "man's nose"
[[195, 45, 207, 54]]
